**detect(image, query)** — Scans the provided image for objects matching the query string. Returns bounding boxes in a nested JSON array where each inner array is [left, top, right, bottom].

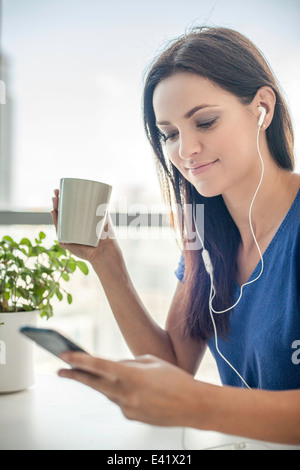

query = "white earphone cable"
[[210, 123, 265, 316], [208, 273, 252, 390], [193, 119, 265, 390]]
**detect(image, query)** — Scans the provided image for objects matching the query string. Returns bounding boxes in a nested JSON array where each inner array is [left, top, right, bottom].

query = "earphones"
[[258, 106, 266, 127], [194, 106, 266, 390]]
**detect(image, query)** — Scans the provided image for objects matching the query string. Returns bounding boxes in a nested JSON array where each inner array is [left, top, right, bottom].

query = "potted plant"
[[0, 231, 89, 393]]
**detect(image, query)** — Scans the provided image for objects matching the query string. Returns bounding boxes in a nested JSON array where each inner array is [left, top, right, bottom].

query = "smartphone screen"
[[20, 326, 88, 361]]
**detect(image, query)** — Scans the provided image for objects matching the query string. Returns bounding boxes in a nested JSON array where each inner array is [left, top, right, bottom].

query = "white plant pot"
[[0, 310, 38, 393]]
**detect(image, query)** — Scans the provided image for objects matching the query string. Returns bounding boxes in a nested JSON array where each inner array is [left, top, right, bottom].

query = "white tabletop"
[[0, 374, 183, 450], [0, 374, 299, 451]]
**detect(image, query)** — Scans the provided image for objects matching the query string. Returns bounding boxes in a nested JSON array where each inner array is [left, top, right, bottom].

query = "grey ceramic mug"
[[58, 178, 112, 246]]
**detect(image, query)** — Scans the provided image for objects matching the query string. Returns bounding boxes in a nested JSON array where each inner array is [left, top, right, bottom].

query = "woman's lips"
[[186, 159, 218, 175]]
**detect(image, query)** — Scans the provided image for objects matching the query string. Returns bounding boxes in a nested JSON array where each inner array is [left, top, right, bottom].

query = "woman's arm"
[[52, 190, 205, 373], [58, 352, 300, 446], [90, 240, 178, 363], [89, 243, 205, 374], [207, 383, 300, 445]]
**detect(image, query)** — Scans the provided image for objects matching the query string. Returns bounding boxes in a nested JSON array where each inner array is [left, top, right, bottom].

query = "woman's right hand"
[[51, 189, 116, 265]]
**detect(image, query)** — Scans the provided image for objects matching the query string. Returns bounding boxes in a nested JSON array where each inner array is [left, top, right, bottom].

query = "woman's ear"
[[254, 86, 276, 130]]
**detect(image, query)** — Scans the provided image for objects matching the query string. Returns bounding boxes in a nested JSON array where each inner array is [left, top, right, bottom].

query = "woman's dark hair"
[[143, 26, 295, 341]]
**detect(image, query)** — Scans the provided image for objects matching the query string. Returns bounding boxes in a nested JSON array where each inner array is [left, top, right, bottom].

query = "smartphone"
[[20, 326, 88, 361]]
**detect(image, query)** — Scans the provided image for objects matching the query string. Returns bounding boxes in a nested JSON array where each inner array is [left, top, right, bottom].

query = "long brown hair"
[[143, 26, 295, 341]]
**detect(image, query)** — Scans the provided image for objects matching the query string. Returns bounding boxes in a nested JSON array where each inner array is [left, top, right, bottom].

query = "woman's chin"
[[193, 181, 223, 198]]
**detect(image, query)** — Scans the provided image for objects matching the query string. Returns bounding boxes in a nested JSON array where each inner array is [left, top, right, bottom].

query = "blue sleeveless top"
[[175, 189, 300, 390]]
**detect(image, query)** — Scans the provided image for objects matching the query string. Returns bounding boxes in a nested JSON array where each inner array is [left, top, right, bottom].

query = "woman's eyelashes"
[[159, 117, 219, 142], [197, 117, 218, 130], [161, 130, 178, 142]]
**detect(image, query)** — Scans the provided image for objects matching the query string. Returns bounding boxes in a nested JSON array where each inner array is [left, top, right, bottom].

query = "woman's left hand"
[[58, 353, 209, 428]]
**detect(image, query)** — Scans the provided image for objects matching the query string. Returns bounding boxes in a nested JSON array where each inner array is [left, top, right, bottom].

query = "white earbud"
[[258, 106, 266, 127]]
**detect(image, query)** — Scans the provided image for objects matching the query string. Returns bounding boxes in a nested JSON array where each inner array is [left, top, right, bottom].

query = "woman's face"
[[153, 72, 261, 198]]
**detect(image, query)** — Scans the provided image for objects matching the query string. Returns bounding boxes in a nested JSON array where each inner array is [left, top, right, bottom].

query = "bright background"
[[1, 0, 300, 380], [2, 0, 300, 211]]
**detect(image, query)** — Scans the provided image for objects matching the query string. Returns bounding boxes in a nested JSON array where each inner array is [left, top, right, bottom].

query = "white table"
[[0, 374, 183, 450], [0, 374, 299, 451]]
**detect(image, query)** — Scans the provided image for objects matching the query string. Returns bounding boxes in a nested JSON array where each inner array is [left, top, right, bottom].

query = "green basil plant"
[[0, 232, 89, 319]]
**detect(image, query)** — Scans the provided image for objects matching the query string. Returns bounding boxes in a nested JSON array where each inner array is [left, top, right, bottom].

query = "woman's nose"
[[178, 132, 202, 160]]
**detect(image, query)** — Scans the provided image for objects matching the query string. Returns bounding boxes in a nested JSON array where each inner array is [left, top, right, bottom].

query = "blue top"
[[175, 189, 300, 390]]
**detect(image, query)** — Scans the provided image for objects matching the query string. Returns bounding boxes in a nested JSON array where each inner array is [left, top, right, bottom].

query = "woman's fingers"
[[57, 352, 201, 427], [58, 353, 130, 401], [51, 209, 58, 228], [51, 189, 59, 230], [52, 189, 59, 210], [59, 352, 121, 380]]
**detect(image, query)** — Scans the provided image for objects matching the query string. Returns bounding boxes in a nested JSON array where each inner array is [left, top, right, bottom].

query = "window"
[[1, 0, 299, 211]]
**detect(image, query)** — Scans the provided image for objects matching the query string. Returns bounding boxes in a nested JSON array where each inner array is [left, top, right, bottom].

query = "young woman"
[[52, 26, 300, 444]]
